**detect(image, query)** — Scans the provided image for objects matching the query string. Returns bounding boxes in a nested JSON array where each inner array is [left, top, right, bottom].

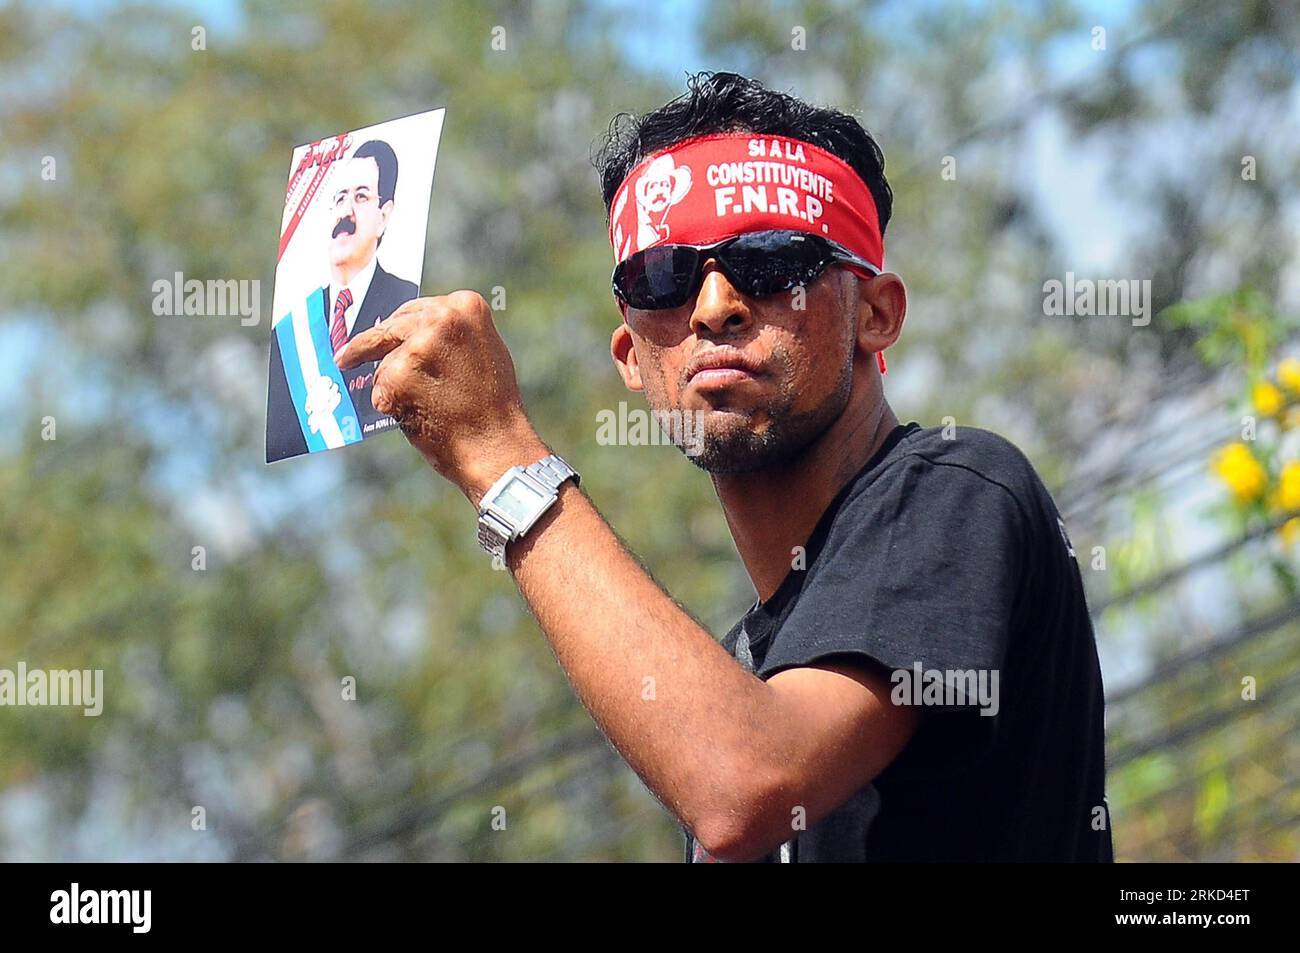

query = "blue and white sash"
[[274, 287, 363, 452]]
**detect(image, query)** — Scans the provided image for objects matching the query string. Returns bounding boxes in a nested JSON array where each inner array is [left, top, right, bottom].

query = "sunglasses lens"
[[722, 231, 829, 295], [613, 231, 839, 311], [615, 245, 700, 310]]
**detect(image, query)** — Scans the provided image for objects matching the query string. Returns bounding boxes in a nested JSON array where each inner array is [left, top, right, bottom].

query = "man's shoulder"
[[373, 263, 418, 300], [882, 424, 1045, 504], [828, 423, 1060, 548]]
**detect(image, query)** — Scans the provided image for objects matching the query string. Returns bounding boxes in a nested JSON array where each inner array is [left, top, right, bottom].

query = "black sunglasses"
[[612, 229, 879, 311]]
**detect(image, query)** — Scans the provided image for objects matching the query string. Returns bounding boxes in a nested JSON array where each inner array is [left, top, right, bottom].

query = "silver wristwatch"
[[476, 453, 580, 561]]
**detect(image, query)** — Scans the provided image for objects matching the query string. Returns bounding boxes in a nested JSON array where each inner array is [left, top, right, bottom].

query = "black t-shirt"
[[686, 423, 1113, 863]]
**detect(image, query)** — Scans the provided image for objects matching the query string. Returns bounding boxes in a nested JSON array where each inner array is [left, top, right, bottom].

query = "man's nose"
[[688, 260, 753, 338]]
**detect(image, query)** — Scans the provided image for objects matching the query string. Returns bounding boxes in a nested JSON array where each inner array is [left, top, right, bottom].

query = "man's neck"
[[330, 254, 374, 292], [713, 367, 899, 603]]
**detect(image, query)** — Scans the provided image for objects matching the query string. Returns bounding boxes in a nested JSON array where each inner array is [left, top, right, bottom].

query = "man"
[[267, 139, 418, 462], [335, 72, 1113, 862]]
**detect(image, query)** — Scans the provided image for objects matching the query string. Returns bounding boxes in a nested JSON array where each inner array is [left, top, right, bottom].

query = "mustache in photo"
[[332, 216, 357, 239]]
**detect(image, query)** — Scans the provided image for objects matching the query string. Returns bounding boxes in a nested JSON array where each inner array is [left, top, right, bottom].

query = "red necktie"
[[330, 288, 354, 354]]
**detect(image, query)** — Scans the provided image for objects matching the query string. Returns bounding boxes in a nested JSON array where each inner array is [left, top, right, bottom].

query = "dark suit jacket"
[[266, 261, 418, 462]]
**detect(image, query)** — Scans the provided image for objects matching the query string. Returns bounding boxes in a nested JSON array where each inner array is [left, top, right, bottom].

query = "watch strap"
[[476, 510, 514, 560], [524, 454, 580, 492]]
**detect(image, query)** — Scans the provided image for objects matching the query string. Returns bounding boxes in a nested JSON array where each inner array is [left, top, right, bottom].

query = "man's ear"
[[378, 199, 394, 239], [856, 272, 907, 358], [611, 319, 644, 392]]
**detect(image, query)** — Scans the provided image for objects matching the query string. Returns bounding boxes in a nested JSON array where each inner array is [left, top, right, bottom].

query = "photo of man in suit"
[[267, 138, 419, 462]]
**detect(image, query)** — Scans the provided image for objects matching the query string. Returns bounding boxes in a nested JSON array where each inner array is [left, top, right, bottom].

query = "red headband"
[[609, 132, 887, 373]]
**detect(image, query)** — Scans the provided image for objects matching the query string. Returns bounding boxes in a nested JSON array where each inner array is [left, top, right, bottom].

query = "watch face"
[[495, 476, 547, 523]]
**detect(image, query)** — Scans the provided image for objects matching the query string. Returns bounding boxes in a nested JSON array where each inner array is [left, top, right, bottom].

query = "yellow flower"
[[1278, 358, 1300, 395], [1213, 443, 1267, 503], [1253, 380, 1285, 417], [1276, 461, 1300, 513], [1282, 517, 1300, 548]]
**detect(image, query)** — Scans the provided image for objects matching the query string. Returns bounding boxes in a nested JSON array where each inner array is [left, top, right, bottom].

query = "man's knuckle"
[[446, 290, 490, 326], [448, 289, 486, 312], [409, 327, 440, 355]]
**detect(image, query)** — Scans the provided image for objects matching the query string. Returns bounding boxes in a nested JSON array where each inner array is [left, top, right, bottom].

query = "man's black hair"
[[353, 139, 399, 207], [594, 71, 892, 234]]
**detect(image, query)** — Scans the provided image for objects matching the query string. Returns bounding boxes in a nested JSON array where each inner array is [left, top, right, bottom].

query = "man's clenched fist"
[[334, 290, 549, 500]]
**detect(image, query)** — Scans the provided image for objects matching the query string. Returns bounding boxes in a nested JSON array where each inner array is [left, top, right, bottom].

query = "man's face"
[[615, 262, 860, 473], [329, 156, 389, 273]]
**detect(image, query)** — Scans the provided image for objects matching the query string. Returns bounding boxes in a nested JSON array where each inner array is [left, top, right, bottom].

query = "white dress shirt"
[[331, 254, 379, 338]]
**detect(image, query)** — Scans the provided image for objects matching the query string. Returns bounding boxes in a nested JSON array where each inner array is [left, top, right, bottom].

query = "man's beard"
[[654, 351, 854, 474]]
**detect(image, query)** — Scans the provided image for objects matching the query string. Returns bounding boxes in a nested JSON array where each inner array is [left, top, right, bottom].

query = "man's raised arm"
[[335, 289, 916, 862]]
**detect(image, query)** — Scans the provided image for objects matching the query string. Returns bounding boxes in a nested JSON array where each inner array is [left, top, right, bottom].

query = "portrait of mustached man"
[[267, 139, 418, 462]]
